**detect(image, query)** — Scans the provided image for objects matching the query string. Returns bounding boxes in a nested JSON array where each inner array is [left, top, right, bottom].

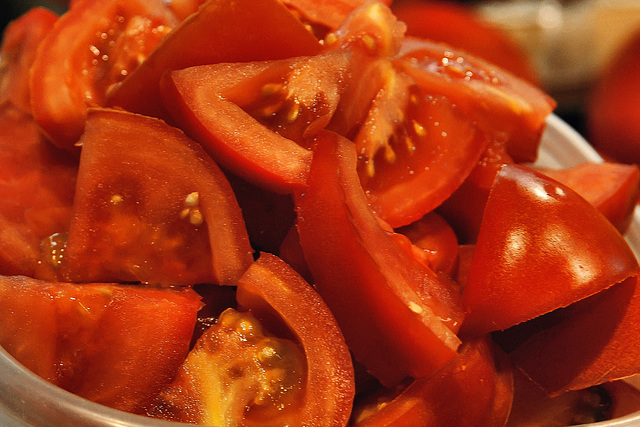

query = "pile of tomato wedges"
[[2, 0, 640, 425]]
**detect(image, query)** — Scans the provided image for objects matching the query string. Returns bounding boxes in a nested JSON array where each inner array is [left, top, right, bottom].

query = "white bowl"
[[0, 114, 638, 426]]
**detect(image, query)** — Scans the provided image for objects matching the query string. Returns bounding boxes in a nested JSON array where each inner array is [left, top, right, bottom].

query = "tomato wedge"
[[0, 275, 202, 413], [107, 0, 322, 121], [0, 7, 58, 114], [161, 50, 351, 193], [30, 0, 177, 149], [352, 338, 513, 427], [0, 105, 78, 280], [460, 164, 639, 335], [59, 108, 253, 286], [236, 253, 355, 426], [296, 130, 464, 387]]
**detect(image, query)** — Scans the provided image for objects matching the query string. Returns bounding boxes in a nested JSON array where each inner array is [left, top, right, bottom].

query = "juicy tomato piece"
[[161, 50, 351, 193], [147, 308, 306, 425], [59, 108, 253, 286], [537, 162, 640, 233], [352, 339, 513, 427], [30, 0, 177, 149], [282, 0, 392, 33], [391, 0, 539, 84], [460, 164, 639, 335], [107, 0, 322, 121], [511, 275, 640, 395], [148, 253, 355, 426], [587, 27, 640, 164], [0, 7, 58, 114], [0, 275, 202, 413], [396, 212, 459, 275], [296, 130, 464, 387], [236, 253, 355, 425], [396, 37, 555, 163], [0, 105, 78, 280]]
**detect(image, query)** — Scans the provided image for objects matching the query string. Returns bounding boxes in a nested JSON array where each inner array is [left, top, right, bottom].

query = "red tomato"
[[537, 162, 640, 233], [0, 7, 58, 114], [587, 27, 640, 164], [352, 338, 513, 427], [460, 164, 639, 335], [282, 0, 392, 33], [107, 0, 322, 122], [147, 253, 355, 426], [511, 275, 640, 395], [161, 50, 351, 193], [397, 37, 555, 163], [296, 130, 464, 387], [391, 0, 539, 84], [0, 105, 78, 280], [0, 275, 202, 413], [396, 212, 459, 275], [30, 0, 177, 149], [59, 108, 253, 286]]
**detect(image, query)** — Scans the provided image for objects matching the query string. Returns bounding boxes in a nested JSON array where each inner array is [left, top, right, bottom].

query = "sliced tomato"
[[396, 212, 459, 275], [352, 338, 513, 427], [161, 50, 351, 193], [296, 130, 464, 387], [236, 253, 355, 425], [391, 0, 539, 84], [148, 253, 354, 425], [397, 37, 555, 163], [0, 7, 58, 114], [282, 0, 393, 33], [460, 164, 639, 336], [107, 0, 322, 121], [0, 275, 202, 413], [537, 162, 640, 233], [511, 275, 640, 395], [0, 105, 78, 280], [59, 108, 253, 286], [30, 0, 177, 150]]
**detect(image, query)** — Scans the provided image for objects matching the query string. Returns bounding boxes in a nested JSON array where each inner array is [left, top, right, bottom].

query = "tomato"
[[397, 37, 555, 164], [352, 338, 513, 427], [0, 275, 202, 413], [58, 108, 253, 286], [391, 0, 539, 85], [161, 50, 351, 193], [0, 7, 58, 114], [587, 27, 640, 164], [281, 0, 392, 34], [396, 212, 459, 275], [0, 105, 78, 280], [30, 0, 177, 150], [147, 253, 355, 426], [511, 275, 640, 395], [537, 162, 640, 233], [296, 130, 464, 387], [460, 164, 639, 336], [107, 0, 322, 122]]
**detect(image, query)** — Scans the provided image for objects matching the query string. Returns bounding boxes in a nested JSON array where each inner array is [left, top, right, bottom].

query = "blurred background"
[[2, 0, 640, 163]]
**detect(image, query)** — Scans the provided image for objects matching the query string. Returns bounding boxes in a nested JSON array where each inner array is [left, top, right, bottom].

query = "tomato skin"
[[236, 253, 355, 426], [0, 276, 202, 413], [30, 0, 177, 149], [537, 162, 640, 233], [460, 164, 639, 336], [107, 0, 322, 121], [0, 105, 78, 280], [0, 7, 58, 114], [353, 338, 513, 427], [296, 130, 463, 387], [397, 37, 555, 164], [59, 108, 253, 286], [391, 0, 539, 85]]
